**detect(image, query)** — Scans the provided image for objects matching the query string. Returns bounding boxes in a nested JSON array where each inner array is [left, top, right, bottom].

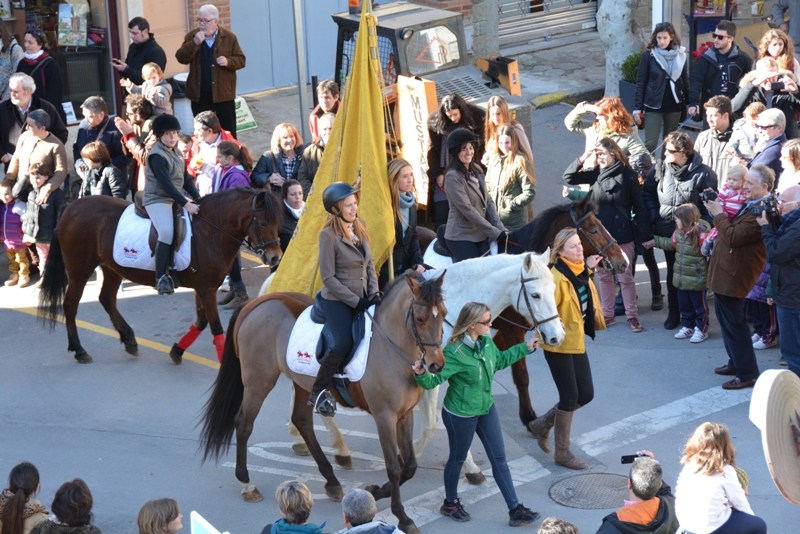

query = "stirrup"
[[156, 274, 175, 295], [312, 390, 336, 417]]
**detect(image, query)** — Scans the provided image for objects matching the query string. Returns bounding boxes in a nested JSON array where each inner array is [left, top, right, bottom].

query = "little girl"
[[22, 162, 64, 272], [728, 103, 765, 163], [1, 177, 29, 287], [78, 141, 128, 199], [654, 203, 710, 343], [120, 62, 173, 116], [675, 422, 766, 534], [701, 165, 748, 257]]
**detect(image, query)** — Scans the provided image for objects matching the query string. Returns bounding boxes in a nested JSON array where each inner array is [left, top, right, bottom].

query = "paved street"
[[1, 104, 797, 534]]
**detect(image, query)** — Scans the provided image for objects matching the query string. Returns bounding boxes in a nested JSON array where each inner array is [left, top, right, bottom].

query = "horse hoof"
[[365, 484, 380, 498], [400, 522, 420, 534], [325, 484, 344, 501], [242, 488, 263, 503], [169, 344, 183, 365], [466, 472, 486, 485], [75, 353, 93, 364], [124, 343, 139, 356], [291, 443, 311, 456], [335, 455, 352, 468]]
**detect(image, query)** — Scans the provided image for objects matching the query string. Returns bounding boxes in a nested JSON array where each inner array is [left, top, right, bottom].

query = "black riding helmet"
[[322, 182, 359, 215], [446, 128, 478, 152], [152, 114, 182, 136]]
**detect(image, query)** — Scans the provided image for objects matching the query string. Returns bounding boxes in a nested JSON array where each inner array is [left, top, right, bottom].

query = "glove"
[[369, 292, 382, 306], [355, 298, 371, 311]]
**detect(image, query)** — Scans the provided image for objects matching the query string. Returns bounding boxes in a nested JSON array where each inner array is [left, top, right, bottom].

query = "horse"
[[37, 188, 283, 364], [199, 272, 448, 534]]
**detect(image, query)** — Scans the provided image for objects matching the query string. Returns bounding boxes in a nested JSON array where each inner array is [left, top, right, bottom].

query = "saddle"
[[134, 192, 187, 257], [311, 292, 366, 371], [433, 224, 452, 257]]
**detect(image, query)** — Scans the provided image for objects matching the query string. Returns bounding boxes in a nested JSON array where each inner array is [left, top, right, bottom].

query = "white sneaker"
[[219, 276, 230, 292], [753, 336, 779, 350], [690, 328, 708, 343], [675, 327, 693, 339], [751, 333, 760, 343]]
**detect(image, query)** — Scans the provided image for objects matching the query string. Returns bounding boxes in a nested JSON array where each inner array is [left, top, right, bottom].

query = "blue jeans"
[[228, 252, 245, 293], [710, 510, 767, 534], [777, 306, 800, 377], [441, 405, 518, 509]]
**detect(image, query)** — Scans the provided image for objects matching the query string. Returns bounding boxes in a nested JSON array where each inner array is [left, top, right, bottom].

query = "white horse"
[[260, 252, 565, 482]]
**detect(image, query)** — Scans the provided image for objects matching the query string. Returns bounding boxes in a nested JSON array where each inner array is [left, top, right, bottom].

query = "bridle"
[[513, 269, 560, 335], [366, 297, 444, 369], [570, 207, 617, 271]]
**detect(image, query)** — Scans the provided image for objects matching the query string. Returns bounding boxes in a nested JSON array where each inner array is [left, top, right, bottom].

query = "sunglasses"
[[476, 319, 491, 326], [712, 33, 731, 40], [664, 147, 680, 154]]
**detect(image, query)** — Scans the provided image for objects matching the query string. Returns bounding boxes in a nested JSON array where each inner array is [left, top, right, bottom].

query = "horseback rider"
[[143, 114, 201, 294], [308, 183, 381, 416]]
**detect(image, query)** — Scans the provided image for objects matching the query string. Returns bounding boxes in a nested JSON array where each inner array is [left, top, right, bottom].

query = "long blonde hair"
[[388, 158, 415, 223], [448, 302, 489, 346], [324, 196, 371, 244], [549, 227, 578, 266], [137, 498, 179, 534], [495, 125, 536, 190], [680, 422, 737, 476]]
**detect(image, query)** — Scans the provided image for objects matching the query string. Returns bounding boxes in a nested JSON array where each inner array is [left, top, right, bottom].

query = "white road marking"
[[249, 442, 385, 471], [222, 462, 364, 500], [574, 386, 753, 456]]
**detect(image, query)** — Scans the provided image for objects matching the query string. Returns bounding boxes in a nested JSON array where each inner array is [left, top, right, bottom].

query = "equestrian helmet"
[[446, 128, 478, 152], [152, 114, 182, 134], [322, 182, 359, 214]]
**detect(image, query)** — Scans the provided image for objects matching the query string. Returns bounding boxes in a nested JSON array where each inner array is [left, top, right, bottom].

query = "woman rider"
[[308, 182, 381, 416], [143, 114, 200, 295]]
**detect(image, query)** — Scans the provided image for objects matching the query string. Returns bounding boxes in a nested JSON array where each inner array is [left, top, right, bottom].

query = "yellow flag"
[[270, 0, 394, 296]]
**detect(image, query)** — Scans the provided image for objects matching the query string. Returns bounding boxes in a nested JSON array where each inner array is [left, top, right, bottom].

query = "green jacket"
[[485, 153, 536, 231], [414, 335, 530, 417], [653, 221, 710, 292]]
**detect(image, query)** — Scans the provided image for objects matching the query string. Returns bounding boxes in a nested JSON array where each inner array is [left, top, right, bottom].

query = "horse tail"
[[199, 305, 245, 463], [37, 231, 68, 329]]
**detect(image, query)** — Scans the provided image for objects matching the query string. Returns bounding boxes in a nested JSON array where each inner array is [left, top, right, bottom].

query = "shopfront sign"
[[235, 97, 257, 132], [396, 75, 436, 207]]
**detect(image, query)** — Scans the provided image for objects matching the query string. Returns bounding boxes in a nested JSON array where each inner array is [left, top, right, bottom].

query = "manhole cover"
[[549, 473, 629, 509]]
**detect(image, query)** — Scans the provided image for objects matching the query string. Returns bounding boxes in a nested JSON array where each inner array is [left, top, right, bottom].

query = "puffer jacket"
[[564, 102, 648, 159], [78, 162, 127, 199], [1, 199, 26, 249], [22, 187, 64, 244], [731, 68, 800, 138], [653, 221, 710, 292], [693, 125, 735, 181], [634, 48, 689, 112], [485, 152, 536, 231], [746, 262, 771, 303], [541, 266, 606, 355], [643, 153, 718, 237]]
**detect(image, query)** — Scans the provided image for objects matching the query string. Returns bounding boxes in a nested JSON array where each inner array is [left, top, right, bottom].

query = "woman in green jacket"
[[413, 301, 540, 527], [485, 125, 536, 231]]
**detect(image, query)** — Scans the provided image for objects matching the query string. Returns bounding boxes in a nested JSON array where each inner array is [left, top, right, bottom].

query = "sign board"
[[190, 511, 229, 534], [396, 75, 437, 208], [235, 97, 257, 132], [63, 102, 78, 124]]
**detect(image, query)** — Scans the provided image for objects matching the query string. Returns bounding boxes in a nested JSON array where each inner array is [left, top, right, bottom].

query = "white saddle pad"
[[286, 305, 374, 382], [112, 204, 193, 272], [423, 238, 499, 270]]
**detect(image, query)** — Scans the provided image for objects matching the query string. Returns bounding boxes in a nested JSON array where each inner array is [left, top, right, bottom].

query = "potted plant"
[[619, 50, 643, 114]]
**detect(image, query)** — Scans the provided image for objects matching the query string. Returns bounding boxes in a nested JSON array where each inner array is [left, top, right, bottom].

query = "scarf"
[[0, 488, 48, 519], [284, 200, 304, 220], [347, 222, 359, 245], [462, 334, 482, 354], [23, 50, 46, 62], [597, 160, 623, 187], [666, 160, 690, 181], [398, 191, 415, 234], [777, 206, 800, 238], [652, 46, 686, 104], [554, 257, 596, 339]]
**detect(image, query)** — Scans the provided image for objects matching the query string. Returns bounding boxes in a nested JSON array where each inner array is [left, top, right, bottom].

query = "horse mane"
[[521, 199, 598, 253], [197, 187, 282, 227], [383, 271, 444, 306]]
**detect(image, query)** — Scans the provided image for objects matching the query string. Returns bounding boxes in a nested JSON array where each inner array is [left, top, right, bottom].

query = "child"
[[701, 165, 748, 257], [22, 162, 64, 272], [728, 102, 766, 162], [78, 141, 128, 199], [120, 62, 173, 116], [746, 260, 779, 350], [1, 177, 30, 287], [654, 204, 711, 343], [177, 134, 193, 170], [259, 480, 322, 534], [137, 497, 183, 534]]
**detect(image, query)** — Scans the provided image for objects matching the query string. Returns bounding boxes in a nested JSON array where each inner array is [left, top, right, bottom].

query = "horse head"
[[406, 271, 448, 374], [573, 191, 629, 275], [515, 251, 566, 347], [250, 190, 284, 269]]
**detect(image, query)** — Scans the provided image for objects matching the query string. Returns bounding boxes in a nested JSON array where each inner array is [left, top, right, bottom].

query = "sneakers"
[[753, 336, 779, 350], [779, 356, 788, 366], [440, 498, 471, 522], [508, 503, 540, 527], [219, 276, 230, 292], [628, 317, 643, 333], [751, 333, 760, 343], [604, 316, 617, 326], [675, 327, 694, 339], [690, 328, 708, 343]]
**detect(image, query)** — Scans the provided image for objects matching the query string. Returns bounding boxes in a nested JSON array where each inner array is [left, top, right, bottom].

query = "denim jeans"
[[777, 306, 800, 377], [441, 404, 519, 509], [228, 252, 245, 293]]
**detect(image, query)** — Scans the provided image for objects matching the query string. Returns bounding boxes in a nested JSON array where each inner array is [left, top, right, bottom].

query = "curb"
[[530, 87, 605, 110]]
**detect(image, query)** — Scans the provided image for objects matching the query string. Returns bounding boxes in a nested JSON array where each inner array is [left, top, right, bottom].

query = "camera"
[[771, 81, 786, 92], [621, 452, 644, 464], [750, 196, 780, 218], [700, 191, 718, 202]]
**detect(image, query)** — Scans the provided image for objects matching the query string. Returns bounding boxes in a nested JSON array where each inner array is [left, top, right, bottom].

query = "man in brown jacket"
[[705, 163, 771, 390], [175, 4, 245, 138]]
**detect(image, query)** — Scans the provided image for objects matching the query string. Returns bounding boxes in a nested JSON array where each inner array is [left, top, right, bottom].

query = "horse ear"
[[538, 248, 550, 264], [579, 189, 594, 207], [406, 273, 421, 293], [433, 269, 446, 288], [523, 252, 533, 272], [254, 190, 267, 208]]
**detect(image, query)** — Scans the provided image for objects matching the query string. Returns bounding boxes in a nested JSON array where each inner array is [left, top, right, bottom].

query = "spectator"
[[675, 422, 766, 534], [73, 96, 130, 182], [137, 498, 183, 534], [120, 62, 173, 116], [29, 479, 102, 534], [756, 28, 800, 76], [260, 480, 322, 534], [732, 58, 800, 140], [777, 138, 800, 194], [298, 112, 333, 198], [485, 125, 536, 232], [746, 262, 779, 351], [7, 109, 68, 203], [749, 108, 788, 179], [341, 489, 403, 533], [20, 162, 64, 274], [633, 22, 689, 155], [1, 177, 30, 287], [115, 94, 155, 196], [189, 110, 237, 196], [595, 452, 678, 534], [643, 131, 717, 330], [760, 184, 800, 376], [252, 123, 304, 195], [694, 95, 735, 181], [565, 97, 647, 165], [0, 19, 23, 101], [77, 141, 127, 199], [774, 0, 800, 51], [112, 17, 167, 86], [539, 518, 580, 534], [483, 94, 531, 165], [16, 29, 66, 124], [705, 165, 771, 390], [177, 135, 193, 166], [309, 80, 339, 140], [563, 137, 653, 332], [0, 73, 68, 171], [427, 94, 486, 230], [278, 178, 304, 254], [728, 102, 766, 163], [688, 21, 752, 121], [701, 164, 749, 257], [0, 461, 48, 534], [175, 4, 245, 138]]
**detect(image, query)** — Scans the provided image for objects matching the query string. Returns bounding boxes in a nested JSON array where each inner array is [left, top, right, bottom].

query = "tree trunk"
[[597, 0, 643, 96]]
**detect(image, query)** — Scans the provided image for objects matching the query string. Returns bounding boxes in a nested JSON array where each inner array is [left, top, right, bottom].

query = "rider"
[[308, 183, 381, 416], [143, 114, 201, 294]]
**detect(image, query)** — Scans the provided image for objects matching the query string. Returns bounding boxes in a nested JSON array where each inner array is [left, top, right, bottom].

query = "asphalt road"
[[1, 104, 798, 534]]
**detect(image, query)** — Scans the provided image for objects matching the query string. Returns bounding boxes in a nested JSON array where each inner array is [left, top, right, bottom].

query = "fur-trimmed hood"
[[740, 67, 797, 88]]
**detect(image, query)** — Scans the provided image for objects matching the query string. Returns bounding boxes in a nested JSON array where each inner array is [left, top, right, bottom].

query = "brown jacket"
[[444, 167, 506, 242], [175, 26, 246, 103], [707, 211, 767, 298], [7, 131, 68, 192], [319, 224, 379, 308]]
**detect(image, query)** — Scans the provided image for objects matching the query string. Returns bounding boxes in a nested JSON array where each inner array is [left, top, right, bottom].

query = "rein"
[[514, 269, 560, 334], [570, 208, 617, 271], [365, 297, 443, 368]]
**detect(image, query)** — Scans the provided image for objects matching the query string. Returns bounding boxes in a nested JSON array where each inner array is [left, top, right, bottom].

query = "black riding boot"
[[307, 350, 345, 417], [154, 241, 174, 295]]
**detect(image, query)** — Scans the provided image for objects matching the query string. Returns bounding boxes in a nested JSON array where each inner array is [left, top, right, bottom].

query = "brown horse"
[[199, 273, 447, 534], [38, 188, 283, 364]]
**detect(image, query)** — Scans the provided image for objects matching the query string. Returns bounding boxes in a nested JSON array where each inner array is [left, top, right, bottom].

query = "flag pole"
[[292, 0, 312, 142]]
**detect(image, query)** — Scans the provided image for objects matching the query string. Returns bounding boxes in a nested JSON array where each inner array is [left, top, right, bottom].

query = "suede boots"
[[527, 405, 556, 454], [307, 350, 344, 417], [553, 408, 587, 470]]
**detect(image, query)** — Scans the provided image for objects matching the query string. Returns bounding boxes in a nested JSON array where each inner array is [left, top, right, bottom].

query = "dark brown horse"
[[38, 188, 283, 364]]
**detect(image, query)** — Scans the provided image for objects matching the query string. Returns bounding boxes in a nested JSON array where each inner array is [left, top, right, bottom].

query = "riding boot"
[[154, 242, 174, 295], [527, 405, 557, 454], [217, 290, 235, 305], [307, 350, 345, 417], [223, 290, 249, 310], [553, 408, 588, 470]]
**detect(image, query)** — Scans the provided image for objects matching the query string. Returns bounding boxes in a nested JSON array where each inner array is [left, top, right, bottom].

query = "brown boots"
[[553, 409, 588, 470], [527, 406, 556, 453], [218, 290, 249, 310]]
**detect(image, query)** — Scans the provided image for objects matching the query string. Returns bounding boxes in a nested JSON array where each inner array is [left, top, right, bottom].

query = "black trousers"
[[715, 293, 760, 381], [543, 350, 594, 412], [664, 249, 678, 313], [448, 239, 490, 263], [433, 200, 449, 231], [642, 247, 662, 297], [192, 91, 237, 139], [320, 297, 356, 360]]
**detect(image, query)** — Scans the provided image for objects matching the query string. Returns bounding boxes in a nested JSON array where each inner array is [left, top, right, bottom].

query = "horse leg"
[[234, 383, 273, 502], [197, 288, 226, 363], [493, 312, 538, 426], [413, 386, 439, 457], [395, 410, 418, 486], [288, 385, 352, 466], [288, 385, 310, 456], [290, 383, 344, 501], [170, 294, 209, 364], [63, 270, 93, 363], [97, 267, 138, 356]]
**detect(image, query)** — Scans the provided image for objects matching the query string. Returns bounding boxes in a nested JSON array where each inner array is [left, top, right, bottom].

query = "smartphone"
[[771, 81, 785, 92], [621, 454, 642, 464]]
